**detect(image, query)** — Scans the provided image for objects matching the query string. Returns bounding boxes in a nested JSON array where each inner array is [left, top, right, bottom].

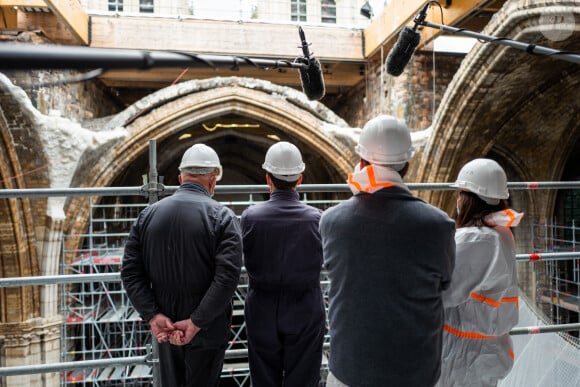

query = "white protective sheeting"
[[499, 296, 580, 387]]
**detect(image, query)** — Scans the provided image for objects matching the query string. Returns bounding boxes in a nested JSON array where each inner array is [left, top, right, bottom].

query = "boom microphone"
[[386, 3, 430, 77], [296, 26, 326, 101]]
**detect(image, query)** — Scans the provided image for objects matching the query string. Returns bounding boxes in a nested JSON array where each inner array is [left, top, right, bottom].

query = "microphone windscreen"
[[298, 56, 326, 101], [386, 26, 421, 77]]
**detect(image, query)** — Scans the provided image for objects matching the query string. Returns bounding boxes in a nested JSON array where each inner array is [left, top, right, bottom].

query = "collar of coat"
[[179, 181, 211, 197], [270, 189, 300, 201]]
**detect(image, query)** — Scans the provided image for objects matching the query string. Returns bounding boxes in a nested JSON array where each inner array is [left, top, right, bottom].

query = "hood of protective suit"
[[484, 209, 524, 228], [347, 164, 408, 195]]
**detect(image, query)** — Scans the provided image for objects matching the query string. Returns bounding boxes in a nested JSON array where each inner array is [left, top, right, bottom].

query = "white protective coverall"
[[437, 209, 523, 387]]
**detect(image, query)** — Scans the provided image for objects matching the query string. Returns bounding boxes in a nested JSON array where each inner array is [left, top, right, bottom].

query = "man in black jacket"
[[121, 143, 243, 386]]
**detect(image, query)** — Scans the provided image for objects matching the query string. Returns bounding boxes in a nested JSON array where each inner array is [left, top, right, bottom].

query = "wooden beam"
[[0, 0, 46, 6], [0, 7, 18, 28], [419, 0, 493, 48], [363, 0, 427, 58], [363, 0, 495, 57], [98, 62, 364, 91], [90, 16, 364, 62], [43, 0, 88, 45], [0, 0, 41, 30], [17, 11, 80, 45]]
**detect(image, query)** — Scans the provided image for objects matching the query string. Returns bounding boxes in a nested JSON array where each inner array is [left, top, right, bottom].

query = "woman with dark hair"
[[437, 158, 524, 387]]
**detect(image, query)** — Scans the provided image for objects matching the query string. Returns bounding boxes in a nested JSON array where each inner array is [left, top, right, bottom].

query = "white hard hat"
[[262, 141, 305, 182], [453, 158, 509, 205], [355, 115, 415, 167], [179, 143, 223, 181]]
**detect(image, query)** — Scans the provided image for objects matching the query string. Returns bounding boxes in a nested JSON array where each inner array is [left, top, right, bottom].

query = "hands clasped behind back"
[[149, 313, 201, 345]]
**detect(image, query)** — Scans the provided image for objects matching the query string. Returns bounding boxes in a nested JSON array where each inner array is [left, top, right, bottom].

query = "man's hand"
[[149, 313, 175, 343], [169, 319, 201, 346]]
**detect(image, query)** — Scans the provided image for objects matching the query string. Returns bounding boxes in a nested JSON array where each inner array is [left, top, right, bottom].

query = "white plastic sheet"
[[499, 297, 580, 387]]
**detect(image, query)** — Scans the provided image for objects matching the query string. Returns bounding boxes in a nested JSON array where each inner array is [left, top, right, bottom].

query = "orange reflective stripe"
[[444, 325, 496, 339], [470, 292, 501, 307], [347, 173, 362, 192], [508, 348, 515, 360], [503, 209, 516, 227], [367, 165, 395, 190], [501, 296, 519, 307]]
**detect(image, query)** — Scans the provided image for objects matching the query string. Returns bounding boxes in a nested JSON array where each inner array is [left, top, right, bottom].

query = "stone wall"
[[2, 70, 122, 123], [334, 52, 464, 130], [0, 31, 123, 123]]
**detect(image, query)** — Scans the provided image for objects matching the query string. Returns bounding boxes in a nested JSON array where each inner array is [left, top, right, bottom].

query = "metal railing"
[[1, 140, 579, 384], [2, 181, 580, 199], [0, 262, 579, 378]]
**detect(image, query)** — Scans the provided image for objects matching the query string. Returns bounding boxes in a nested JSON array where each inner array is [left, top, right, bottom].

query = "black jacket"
[[121, 182, 242, 345]]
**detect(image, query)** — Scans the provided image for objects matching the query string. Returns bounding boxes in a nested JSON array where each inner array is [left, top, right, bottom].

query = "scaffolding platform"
[[539, 294, 580, 313]]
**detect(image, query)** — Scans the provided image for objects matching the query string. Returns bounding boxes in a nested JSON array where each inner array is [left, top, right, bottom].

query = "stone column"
[[38, 210, 65, 318], [0, 316, 61, 387]]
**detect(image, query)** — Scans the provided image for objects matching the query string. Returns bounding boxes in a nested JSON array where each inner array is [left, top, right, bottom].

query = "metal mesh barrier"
[[500, 295, 580, 387]]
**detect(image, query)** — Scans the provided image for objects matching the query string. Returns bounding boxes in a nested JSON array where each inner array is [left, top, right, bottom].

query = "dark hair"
[[456, 191, 508, 228], [267, 172, 299, 190]]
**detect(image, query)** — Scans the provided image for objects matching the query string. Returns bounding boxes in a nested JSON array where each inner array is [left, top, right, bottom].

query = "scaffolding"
[[60, 201, 152, 385], [0, 176, 577, 386], [59, 198, 329, 386], [533, 220, 580, 337], [56, 198, 580, 385]]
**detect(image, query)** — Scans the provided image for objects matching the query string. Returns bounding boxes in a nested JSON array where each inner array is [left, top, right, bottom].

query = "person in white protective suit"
[[436, 158, 524, 387]]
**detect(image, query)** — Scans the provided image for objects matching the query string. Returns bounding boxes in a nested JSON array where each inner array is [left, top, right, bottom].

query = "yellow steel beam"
[[363, 0, 493, 58], [43, 0, 88, 45]]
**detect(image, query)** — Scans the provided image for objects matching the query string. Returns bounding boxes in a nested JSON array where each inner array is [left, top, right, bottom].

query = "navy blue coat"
[[241, 189, 325, 386], [241, 189, 323, 289]]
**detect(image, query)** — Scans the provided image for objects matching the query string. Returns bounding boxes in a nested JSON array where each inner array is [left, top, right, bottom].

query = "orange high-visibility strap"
[[444, 326, 515, 359], [347, 173, 363, 192], [444, 325, 496, 339], [508, 348, 515, 359], [501, 296, 519, 306], [367, 165, 395, 190], [502, 209, 516, 227], [470, 292, 501, 307]]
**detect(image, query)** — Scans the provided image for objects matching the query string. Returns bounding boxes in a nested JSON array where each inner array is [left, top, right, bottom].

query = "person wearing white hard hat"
[[241, 141, 325, 387], [121, 143, 242, 387], [436, 158, 523, 387], [320, 115, 456, 387]]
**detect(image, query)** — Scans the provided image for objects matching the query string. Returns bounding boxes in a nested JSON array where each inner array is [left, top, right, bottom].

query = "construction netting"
[[499, 295, 580, 387]]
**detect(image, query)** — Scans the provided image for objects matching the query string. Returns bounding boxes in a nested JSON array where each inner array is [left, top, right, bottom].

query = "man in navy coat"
[[241, 141, 325, 387]]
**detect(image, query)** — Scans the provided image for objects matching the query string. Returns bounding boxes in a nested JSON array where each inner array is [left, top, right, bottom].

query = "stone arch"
[[0, 120, 40, 324], [0, 78, 49, 324], [416, 0, 580, 223], [63, 77, 359, 256]]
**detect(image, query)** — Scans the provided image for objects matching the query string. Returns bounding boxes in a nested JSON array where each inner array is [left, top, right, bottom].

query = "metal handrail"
[[2, 251, 579, 288], [1, 178, 578, 381], [510, 323, 580, 336], [0, 355, 150, 377], [1, 323, 579, 377], [1, 181, 580, 198]]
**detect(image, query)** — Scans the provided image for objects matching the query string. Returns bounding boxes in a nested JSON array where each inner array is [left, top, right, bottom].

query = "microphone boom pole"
[[0, 44, 309, 71], [419, 19, 580, 65]]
